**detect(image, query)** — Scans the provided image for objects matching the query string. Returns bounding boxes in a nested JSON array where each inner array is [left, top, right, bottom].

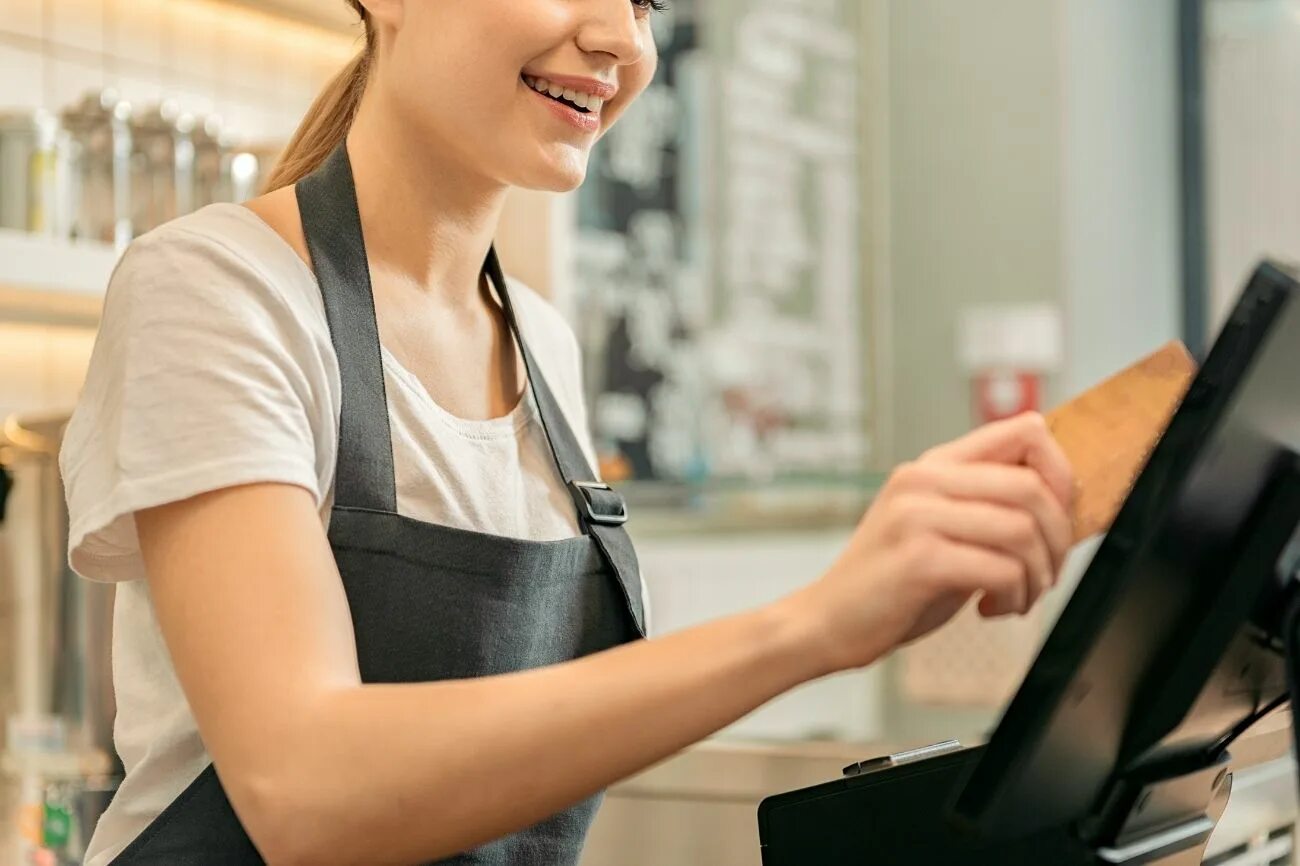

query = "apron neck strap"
[[489, 249, 645, 631], [295, 143, 645, 634], [484, 248, 628, 527], [297, 143, 396, 513]]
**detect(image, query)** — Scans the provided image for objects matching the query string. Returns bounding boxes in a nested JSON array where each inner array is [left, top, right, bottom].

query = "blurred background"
[[0, 0, 1297, 863]]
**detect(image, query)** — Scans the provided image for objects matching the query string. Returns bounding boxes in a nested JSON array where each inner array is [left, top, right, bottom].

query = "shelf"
[[0, 229, 117, 325]]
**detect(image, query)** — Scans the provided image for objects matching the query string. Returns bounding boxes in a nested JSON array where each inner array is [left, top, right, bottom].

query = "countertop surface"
[[583, 712, 1296, 866], [612, 706, 1295, 801]]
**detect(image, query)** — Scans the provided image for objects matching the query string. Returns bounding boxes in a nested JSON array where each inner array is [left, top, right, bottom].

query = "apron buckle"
[[569, 481, 630, 527]]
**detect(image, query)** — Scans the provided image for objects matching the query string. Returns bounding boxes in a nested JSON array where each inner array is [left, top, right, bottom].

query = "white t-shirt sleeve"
[[61, 224, 334, 583]]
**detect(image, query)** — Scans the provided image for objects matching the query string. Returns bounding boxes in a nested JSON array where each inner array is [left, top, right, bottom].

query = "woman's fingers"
[[891, 494, 1055, 609], [923, 412, 1076, 513], [892, 461, 1073, 578], [811, 427, 1075, 666], [921, 536, 1031, 617]]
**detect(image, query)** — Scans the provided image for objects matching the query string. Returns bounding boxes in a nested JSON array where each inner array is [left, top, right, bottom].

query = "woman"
[[61, 1, 1076, 864]]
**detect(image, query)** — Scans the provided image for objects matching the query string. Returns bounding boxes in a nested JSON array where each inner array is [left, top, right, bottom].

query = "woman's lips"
[[523, 79, 601, 134]]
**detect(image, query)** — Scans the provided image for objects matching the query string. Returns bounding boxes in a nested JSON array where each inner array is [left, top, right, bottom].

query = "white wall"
[[879, 0, 1184, 740], [886, 0, 1067, 459], [1060, 0, 1182, 394], [884, 0, 1183, 452], [636, 529, 883, 743], [0, 323, 94, 418], [1204, 0, 1300, 333]]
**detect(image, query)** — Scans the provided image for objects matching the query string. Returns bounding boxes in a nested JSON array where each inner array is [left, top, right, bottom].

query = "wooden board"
[[1047, 341, 1198, 542]]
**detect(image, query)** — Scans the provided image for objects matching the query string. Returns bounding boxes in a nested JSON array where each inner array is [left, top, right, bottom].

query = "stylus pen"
[[843, 739, 964, 777]]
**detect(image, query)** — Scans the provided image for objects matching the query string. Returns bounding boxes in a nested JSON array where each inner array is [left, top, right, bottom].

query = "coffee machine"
[[1, 411, 120, 865]]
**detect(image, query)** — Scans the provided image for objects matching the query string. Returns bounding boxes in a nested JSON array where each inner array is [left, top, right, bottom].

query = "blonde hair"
[[263, 1, 375, 192]]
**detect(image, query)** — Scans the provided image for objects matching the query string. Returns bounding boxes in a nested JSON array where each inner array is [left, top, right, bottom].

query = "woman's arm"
[[138, 412, 1074, 866]]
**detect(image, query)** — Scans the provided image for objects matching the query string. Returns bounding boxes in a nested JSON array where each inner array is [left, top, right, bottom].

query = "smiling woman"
[[267, 0, 659, 194], [58, 1, 1076, 865]]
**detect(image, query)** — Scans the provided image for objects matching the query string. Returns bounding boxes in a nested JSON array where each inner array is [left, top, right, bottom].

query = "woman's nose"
[[575, 0, 647, 65]]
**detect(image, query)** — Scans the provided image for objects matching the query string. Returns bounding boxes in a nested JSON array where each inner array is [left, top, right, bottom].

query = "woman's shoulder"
[[62, 206, 339, 581], [109, 201, 326, 330]]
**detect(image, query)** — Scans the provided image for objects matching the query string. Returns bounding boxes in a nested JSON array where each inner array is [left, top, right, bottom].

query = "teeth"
[[524, 75, 604, 112]]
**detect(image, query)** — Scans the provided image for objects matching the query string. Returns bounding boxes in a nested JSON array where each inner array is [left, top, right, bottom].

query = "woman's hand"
[[785, 411, 1077, 675]]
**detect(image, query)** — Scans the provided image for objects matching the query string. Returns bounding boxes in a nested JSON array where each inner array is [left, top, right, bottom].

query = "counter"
[[581, 712, 1297, 866]]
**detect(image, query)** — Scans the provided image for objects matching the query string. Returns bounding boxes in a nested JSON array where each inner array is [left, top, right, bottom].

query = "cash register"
[[758, 261, 1300, 865]]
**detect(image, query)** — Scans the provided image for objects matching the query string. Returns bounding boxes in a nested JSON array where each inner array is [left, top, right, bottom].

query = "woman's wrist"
[[765, 582, 898, 681], [760, 587, 848, 683]]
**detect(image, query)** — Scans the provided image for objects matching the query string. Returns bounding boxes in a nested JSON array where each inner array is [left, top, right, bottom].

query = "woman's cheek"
[[599, 102, 627, 136], [605, 60, 657, 131], [634, 48, 659, 97]]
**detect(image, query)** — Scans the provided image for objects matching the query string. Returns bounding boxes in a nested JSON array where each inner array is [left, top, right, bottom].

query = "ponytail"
[[263, 2, 374, 192]]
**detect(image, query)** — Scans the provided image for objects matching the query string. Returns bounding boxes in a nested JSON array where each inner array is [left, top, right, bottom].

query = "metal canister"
[[60, 90, 133, 250], [0, 110, 64, 235], [130, 100, 196, 236], [190, 115, 231, 210]]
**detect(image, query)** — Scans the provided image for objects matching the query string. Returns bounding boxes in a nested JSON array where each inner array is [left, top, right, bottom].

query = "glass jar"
[[60, 90, 133, 250], [129, 100, 196, 236], [0, 110, 64, 236]]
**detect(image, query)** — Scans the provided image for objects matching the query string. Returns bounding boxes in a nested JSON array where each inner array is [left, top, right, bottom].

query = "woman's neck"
[[346, 88, 509, 307]]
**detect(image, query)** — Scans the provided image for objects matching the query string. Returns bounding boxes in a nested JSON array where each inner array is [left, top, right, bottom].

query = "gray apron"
[[109, 143, 646, 865]]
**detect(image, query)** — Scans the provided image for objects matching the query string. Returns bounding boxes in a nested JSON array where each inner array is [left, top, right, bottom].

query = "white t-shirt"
[[61, 203, 626, 866]]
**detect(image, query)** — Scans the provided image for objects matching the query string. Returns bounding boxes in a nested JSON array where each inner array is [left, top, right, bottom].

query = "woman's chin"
[[510, 148, 590, 193], [539, 174, 586, 193]]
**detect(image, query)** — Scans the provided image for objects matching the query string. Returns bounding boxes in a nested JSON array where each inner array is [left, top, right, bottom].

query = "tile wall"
[[0, 0, 356, 413], [0, 0, 357, 144]]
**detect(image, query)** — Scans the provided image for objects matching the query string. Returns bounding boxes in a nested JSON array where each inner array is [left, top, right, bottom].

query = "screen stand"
[[1088, 752, 1232, 864], [1079, 457, 1300, 866]]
